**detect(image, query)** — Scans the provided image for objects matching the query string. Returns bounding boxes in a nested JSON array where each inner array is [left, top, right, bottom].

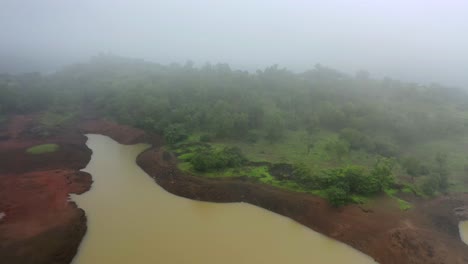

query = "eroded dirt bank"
[[137, 147, 468, 264], [0, 115, 146, 264], [0, 115, 92, 264], [2, 114, 468, 264]]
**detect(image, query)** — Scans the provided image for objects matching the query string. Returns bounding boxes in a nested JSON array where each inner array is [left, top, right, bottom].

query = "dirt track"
[[1, 114, 468, 264]]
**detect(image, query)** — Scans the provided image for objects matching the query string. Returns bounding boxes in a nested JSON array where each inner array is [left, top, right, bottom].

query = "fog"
[[1, 0, 467, 87]]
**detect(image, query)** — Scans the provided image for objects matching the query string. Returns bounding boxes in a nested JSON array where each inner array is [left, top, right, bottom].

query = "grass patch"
[[215, 130, 379, 173], [26, 144, 59, 154], [172, 132, 400, 203], [175, 147, 309, 193], [250, 166, 271, 178], [397, 198, 412, 211], [385, 187, 412, 211], [351, 195, 369, 204], [384, 188, 398, 196], [309, 189, 328, 198], [177, 161, 192, 172], [192, 165, 272, 179], [178, 152, 195, 160], [401, 183, 426, 197], [402, 186, 413, 193], [31, 111, 76, 137]]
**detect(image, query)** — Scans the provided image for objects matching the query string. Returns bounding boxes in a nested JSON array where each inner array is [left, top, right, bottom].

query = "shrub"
[[421, 175, 439, 196], [370, 158, 396, 191], [340, 128, 376, 152], [292, 163, 310, 180], [316, 163, 393, 206], [373, 140, 398, 157], [324, 139, 349, 160], [246, 131, 259, 143], [199, 134, 211, 142], [190, 147, 245, 172], [164, 124, 188, 144], [345, 166, 380, 195], [326, 186, 350, 207]]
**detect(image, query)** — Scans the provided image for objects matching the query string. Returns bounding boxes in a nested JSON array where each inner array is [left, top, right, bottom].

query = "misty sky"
[[1, 0, 468, 87]]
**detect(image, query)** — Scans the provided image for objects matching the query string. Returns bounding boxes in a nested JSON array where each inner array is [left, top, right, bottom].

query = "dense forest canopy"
[[2, 55, 468, 206]]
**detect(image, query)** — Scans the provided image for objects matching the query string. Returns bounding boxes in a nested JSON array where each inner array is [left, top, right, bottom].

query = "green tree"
[[370, 158, 395, 191], [326, 186, 350, 207], [325, 139, 349, 161], [421, 174, 439, 196], [163, 124, 188, 144], [402, 157, 425, 182], [190, 147, 245, 172], [434, 152, 449, 191]]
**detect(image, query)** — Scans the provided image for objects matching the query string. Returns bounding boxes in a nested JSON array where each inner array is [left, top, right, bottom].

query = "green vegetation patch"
[[397, 198, 412, 211], [173, 134, 398, 206], [26, 144, 60, 154], [385, 187, 413, 211], [4, 56, 468, 199], [30, 112, 76, 137]]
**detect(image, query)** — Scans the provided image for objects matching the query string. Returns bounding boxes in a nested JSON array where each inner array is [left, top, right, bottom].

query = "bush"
[[326, 186, 350, 207], [199, 134, 211, 142], [370, 158, 396, 191], [322, 165, 381, 196], [292, 163, 310, 179], [421, 175, 439, 196], [314, 162, 393, 206], [345, 166, 380, 195], [324, 139, 349, 160], [340, 128, 371, 150], [190, 147, 245, 172], [191, 151, 217, 171], [246, 131, 259, 143], [402, 157, 429, 179], [164, 124, 188, 144], [373, 140, 398, 157], [137, 117, 161, 133]]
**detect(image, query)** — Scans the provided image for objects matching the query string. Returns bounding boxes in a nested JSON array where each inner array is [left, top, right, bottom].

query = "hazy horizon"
[[1, 0, 467, 88]]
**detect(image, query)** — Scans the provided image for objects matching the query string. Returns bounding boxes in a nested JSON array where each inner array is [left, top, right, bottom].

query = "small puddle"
[[71, 134, 377, 264]]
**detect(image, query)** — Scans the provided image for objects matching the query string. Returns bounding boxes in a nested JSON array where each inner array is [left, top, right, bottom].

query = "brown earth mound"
[[0, 115, 94, 264], [0, 115, 148, 264]]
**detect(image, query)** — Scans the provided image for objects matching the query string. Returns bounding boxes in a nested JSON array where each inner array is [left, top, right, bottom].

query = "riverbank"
[[1, 114, 468, 263], [137, 144, 468, 263], [0, 115, 92, 264], [0, 115, 149, 264]]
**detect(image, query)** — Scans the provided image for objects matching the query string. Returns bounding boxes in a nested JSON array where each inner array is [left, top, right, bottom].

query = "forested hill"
[[2, 55, 468, 205]]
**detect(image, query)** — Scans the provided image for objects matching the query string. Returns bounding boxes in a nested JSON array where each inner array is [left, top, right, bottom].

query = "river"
[[459, 221, 468, 245], [71, 134, 377, 264]]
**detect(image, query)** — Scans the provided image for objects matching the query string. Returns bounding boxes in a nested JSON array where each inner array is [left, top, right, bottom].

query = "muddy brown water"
[[71, 134, 377, 264], [459, 221, 468, 245]]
